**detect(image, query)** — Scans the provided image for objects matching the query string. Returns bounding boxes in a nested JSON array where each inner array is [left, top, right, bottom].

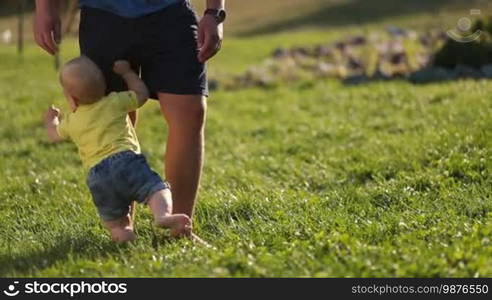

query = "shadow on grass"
[[0, 233, 120, 276], [239, 0, 479, 36], [0, 221, 181, 276]]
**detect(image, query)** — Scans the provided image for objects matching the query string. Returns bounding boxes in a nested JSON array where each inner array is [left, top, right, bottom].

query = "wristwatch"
[[204, 9, 226, 24]]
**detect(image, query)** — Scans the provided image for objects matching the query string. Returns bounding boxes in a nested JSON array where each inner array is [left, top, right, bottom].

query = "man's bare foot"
[[155, 214, 192, 237], [153, 210, 212, 247]]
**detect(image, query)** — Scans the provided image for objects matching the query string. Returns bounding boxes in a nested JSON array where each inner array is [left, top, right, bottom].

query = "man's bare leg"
[[147, 188, 191, 237], [158, 93, 206, 218]]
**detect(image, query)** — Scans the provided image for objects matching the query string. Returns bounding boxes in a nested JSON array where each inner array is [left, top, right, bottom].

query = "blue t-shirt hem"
[[79, 0, 183, 18]]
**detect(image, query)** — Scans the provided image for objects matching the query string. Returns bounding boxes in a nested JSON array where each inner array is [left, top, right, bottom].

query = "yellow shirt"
[[57, 91, 141, 170]]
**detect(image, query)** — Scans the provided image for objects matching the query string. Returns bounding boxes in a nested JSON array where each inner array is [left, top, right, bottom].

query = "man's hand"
[[197, 14, 223, 63], [34, 1, 61, 55], [113, 60, 133, 76]]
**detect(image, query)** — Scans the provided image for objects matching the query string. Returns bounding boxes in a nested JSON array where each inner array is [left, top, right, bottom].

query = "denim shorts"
[[86, 151, 169, 221]]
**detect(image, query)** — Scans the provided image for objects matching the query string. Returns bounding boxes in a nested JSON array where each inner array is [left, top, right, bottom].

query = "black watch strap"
[[204, 9, 226, 24]]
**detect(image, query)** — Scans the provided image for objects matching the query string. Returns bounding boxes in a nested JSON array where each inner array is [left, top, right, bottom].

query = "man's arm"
[[44, 105, 64, 143], [34, 0, 61, 55], [197, 0, 225, 63], [113, 61, 149, 107]]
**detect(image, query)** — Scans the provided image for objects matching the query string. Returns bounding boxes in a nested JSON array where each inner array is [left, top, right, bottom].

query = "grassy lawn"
[[0, 0, 491, 277]]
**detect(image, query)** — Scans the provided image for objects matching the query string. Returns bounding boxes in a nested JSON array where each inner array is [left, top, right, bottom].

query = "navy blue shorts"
[[86, 151, 169, 221], [79, 0, 208, 99]]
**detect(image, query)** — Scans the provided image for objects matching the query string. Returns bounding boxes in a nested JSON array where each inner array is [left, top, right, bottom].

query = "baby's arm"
[[44, 105, 64, 143], [113, 61, 149, 107]]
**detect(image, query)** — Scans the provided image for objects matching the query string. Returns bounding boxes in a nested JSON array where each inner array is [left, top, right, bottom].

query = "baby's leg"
[[102, 212, 136, 243], [147, 189, 192, 237]]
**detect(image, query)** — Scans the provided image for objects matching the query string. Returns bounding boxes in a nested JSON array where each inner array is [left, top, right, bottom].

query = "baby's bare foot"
[[156, 214, 192, 237]]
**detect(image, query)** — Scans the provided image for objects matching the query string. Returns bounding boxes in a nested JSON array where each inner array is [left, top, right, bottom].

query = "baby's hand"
[[44, 105, 60, 124], [113, 60, 132, 75]]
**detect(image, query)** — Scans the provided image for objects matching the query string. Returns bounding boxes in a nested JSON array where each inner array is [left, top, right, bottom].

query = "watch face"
[[205, 9, 226, 23], [218, 10, 226, 23]]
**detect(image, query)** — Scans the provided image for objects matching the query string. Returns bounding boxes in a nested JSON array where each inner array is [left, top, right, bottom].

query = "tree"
[[17, 0, 26, 55]]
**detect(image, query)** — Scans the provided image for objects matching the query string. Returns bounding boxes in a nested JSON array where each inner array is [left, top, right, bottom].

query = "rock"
[[336, 65, 349, 78], [315, 62, 336, 77], [406, 30, 418, 40], [347, 56, 364, 70], [389, 52, 407, 65], [315, 45, 334, 57], [419, 35, 432, 47], [291, 47, 310, 57], [376, 40, 404, 57], [376, 42, 391, 55], [390, 63, 411, 77], [229, 23, 492, 90], [272, 47, 289, 58], [334, 42, 347, 51], [416, 53, 431, 68], [386, 26, 408, 37], [388, 40, 405, 53], [347, 36, 367, 46]]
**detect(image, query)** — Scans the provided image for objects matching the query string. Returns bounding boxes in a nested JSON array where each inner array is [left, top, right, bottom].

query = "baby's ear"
[[67, 94, 79, 111]]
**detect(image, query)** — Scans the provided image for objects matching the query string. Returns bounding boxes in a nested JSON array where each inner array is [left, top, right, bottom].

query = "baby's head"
[[60, 56, 106, 106]]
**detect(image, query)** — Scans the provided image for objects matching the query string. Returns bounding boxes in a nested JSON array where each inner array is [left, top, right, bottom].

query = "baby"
[[44, 56, 191, 243]]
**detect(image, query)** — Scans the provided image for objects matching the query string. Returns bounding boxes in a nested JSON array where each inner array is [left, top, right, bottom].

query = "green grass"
[[0, 1, 492, 277]]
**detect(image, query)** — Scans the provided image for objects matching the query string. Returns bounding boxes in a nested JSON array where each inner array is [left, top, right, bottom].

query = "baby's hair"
[[60, 56, 106, 105]]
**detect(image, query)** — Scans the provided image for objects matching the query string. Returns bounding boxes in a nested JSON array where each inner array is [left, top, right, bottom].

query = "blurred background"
[[1, 0, 491, 84], [0, 0, 491, 277]]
